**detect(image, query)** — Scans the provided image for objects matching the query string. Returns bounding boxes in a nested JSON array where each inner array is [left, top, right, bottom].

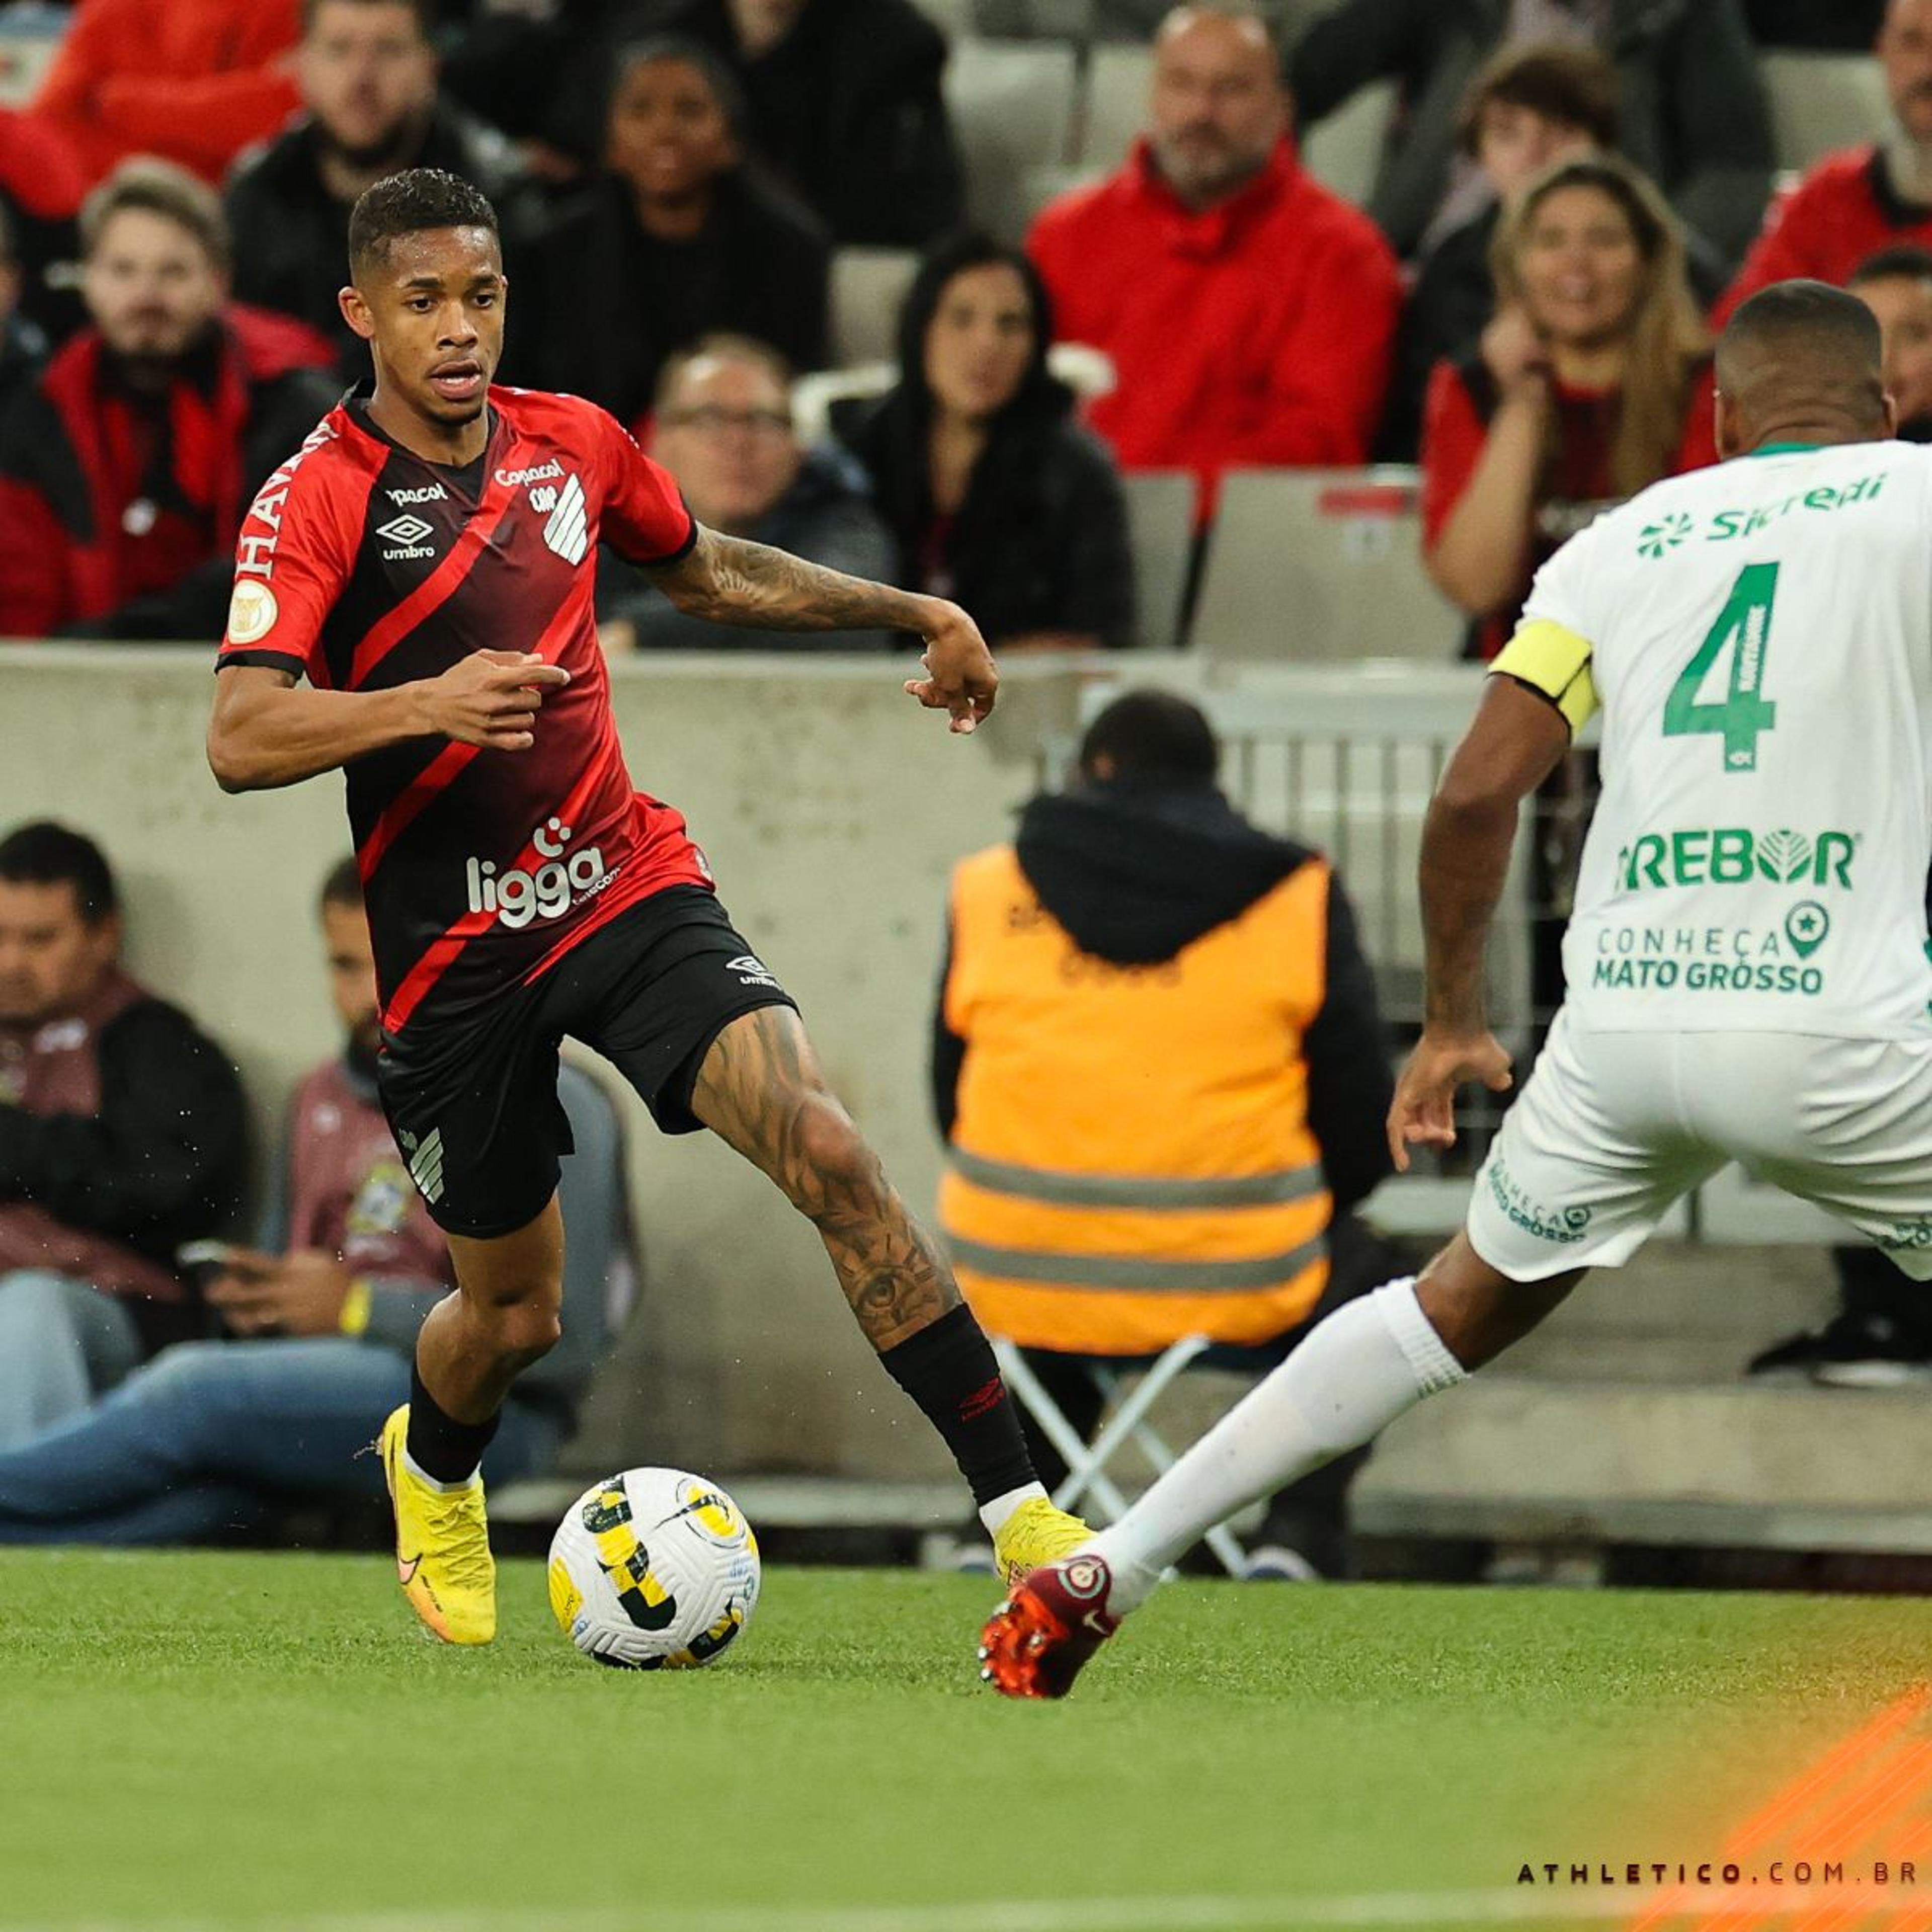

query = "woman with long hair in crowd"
[[834, 231, 1134, 652], [1422, 153, 1714, 663]]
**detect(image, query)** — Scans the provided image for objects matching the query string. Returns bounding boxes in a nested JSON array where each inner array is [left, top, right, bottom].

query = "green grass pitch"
[[3, 1550, 1929, 1932]]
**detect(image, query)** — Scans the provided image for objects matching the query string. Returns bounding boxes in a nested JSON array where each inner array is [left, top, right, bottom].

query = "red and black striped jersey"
[[216, 384, 711, 1037]]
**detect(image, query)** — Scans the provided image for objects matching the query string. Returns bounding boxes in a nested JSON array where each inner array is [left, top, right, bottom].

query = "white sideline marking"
[[6, 1890, 1925, 1931]]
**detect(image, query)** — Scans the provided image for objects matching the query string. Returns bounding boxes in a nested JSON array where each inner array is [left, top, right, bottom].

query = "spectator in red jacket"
[[1850, 245, 1932, 438], [1422, 155, 1714, 663], [1027, 3, 1400, 518], [1720, 0, 1932, 322], [0, 159, 338, 642], [25, 0, 304, 189]]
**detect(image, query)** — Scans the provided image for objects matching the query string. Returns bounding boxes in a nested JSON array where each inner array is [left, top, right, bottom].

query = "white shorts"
[[1466, 1009, 1932, 1282]]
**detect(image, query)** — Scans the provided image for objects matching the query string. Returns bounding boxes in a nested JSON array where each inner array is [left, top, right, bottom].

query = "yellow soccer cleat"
[[991, 1496, 1093, 1588], [378, 1404, 496, 1645]]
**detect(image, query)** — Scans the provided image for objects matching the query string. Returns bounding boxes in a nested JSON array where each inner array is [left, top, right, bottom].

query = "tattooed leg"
[[690, 1005, 959, 1351]]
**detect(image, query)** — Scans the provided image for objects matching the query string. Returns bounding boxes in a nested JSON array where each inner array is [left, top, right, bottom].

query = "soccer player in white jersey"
[[979, 280, 1932, 1698]]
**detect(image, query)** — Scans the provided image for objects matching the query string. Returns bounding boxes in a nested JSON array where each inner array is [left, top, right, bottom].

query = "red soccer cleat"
[[977, 1552, 1121, 1699]]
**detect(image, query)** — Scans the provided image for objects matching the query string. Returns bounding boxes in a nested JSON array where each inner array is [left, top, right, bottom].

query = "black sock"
[[406, 1360, 500, 1485], [878, 1303, 1037, 1507]]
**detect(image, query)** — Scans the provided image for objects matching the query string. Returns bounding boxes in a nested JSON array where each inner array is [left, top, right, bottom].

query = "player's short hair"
[[1078, 690, 1220, 787], [1719, 280, 1883, 385], [347, 167, 498, 279], [609, 36, 747, 138], [302, 0, 435, 35], [1849, 245, 1932, 291], [653, 333, 795, 413], [0, 821, 118, 924], [319, 855, 364, 915], [1457, 42, 1618, 156], [80, 157, 229, 273]]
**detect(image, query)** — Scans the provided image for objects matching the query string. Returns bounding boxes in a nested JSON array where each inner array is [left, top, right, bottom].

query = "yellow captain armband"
[[339, 1276, 373, 1338], [1490, 618, 1600, 734]]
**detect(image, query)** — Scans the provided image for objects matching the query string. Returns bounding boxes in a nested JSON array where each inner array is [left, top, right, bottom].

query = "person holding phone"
[[0, 858, 627, 1545], [0, 821, 247, 1449]]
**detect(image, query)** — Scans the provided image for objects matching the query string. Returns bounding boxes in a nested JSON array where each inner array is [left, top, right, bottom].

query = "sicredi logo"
[[465, 818, 612, 930], [1618, 828, 1857, 893]]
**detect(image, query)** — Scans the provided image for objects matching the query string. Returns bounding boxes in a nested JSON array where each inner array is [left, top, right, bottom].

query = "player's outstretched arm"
[[1389, 676, 1572, 1170], [649, 527, 997, 734], [207, 653, 571, 792]]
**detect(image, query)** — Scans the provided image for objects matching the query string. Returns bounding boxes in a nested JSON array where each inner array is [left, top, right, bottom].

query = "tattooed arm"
[[648, 526, 998, 733]]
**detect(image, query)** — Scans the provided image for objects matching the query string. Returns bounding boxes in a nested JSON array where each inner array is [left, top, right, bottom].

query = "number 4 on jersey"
[[1663, 561, 1780, 773]]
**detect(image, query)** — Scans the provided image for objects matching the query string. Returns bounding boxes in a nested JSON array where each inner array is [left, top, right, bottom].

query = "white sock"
[[1088, 1278, 1465, 1613], [402, 1445, 481, 1494], [979, 1481, 1047, 1538]]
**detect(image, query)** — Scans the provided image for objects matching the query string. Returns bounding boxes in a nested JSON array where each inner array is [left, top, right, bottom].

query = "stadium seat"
[[990, 1335, 1250, 1574], [971, 0, 1096, 37], [908, 0, 978, 36], [1299, 78, 1396, 210], [1189, 467, 1462, 664], [1079, 44, 1151, 169], [944, 39, 1080, 241], [1019, 160, 1103, 229], [1121, 470, 1194, 650], [830, 248, 920, 367], [1762, 52, 1888, 175]]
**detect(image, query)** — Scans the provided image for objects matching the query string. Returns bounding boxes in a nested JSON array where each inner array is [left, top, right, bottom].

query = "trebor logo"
[[1618, 828, 1857, 893]]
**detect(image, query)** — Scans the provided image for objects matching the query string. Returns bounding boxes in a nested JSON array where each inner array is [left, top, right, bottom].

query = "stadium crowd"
[[0, 0, 1920, 657], [4, 0, 1932, 1551]]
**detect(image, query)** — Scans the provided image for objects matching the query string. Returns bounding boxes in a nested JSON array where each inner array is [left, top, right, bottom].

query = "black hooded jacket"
[[933, 782, 1395, 1214]]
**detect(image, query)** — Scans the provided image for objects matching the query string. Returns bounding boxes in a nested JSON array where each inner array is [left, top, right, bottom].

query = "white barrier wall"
[[0, 646, 1089, 1476]]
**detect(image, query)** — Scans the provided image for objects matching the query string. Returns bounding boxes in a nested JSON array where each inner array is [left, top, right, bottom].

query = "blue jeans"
[[0, 1338, 561, 1545], [0, 1270, 145, 1450]]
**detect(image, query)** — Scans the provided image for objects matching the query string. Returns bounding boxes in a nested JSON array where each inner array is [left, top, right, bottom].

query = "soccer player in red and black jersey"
[[205, 168, 1087, 1646]]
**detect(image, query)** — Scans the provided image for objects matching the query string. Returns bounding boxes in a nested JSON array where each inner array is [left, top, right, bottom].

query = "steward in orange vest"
[[936, 697, 1393, 1355], [932, 691, 1397, 1575]]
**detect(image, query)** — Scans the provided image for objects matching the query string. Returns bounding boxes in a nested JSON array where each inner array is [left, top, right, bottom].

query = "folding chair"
[[990, 1334, 1251, 1574]]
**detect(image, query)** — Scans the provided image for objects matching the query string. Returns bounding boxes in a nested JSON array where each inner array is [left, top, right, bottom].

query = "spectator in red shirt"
[[1422, 155, 1714, 663], [1720, 0, 1932, 323], [1027, 3, 1401, 518], [25, 0, 303, 190], [1850, 245, 1932, 437], [0, 159, 337, 642]]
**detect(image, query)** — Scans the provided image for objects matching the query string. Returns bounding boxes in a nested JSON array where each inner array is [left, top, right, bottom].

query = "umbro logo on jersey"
[[377, 513, 439, 560], [540, 473, 589, 564], [387, 485, 446, 505], [726, 953, 780, 988]]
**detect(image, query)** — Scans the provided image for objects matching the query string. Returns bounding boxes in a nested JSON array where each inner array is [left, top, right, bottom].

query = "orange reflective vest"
[[938, 842, 1333, 1352]]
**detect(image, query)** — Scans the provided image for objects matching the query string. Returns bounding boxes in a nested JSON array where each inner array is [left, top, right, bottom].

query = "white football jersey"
[[1507, 439, 1932, 1037]]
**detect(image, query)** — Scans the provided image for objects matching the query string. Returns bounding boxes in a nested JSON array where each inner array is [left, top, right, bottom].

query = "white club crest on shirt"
[[539, 473, 589, 564]]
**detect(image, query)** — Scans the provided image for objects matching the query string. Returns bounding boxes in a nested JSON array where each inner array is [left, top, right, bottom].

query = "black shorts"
[[376, 886, 796, 1239]]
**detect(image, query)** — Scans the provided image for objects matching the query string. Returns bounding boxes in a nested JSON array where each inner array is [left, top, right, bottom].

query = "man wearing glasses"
[[598, 334, 895, 653]]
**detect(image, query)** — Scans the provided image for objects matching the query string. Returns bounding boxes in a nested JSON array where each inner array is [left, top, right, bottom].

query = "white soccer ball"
[[546, 1467, 761, 1670]]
